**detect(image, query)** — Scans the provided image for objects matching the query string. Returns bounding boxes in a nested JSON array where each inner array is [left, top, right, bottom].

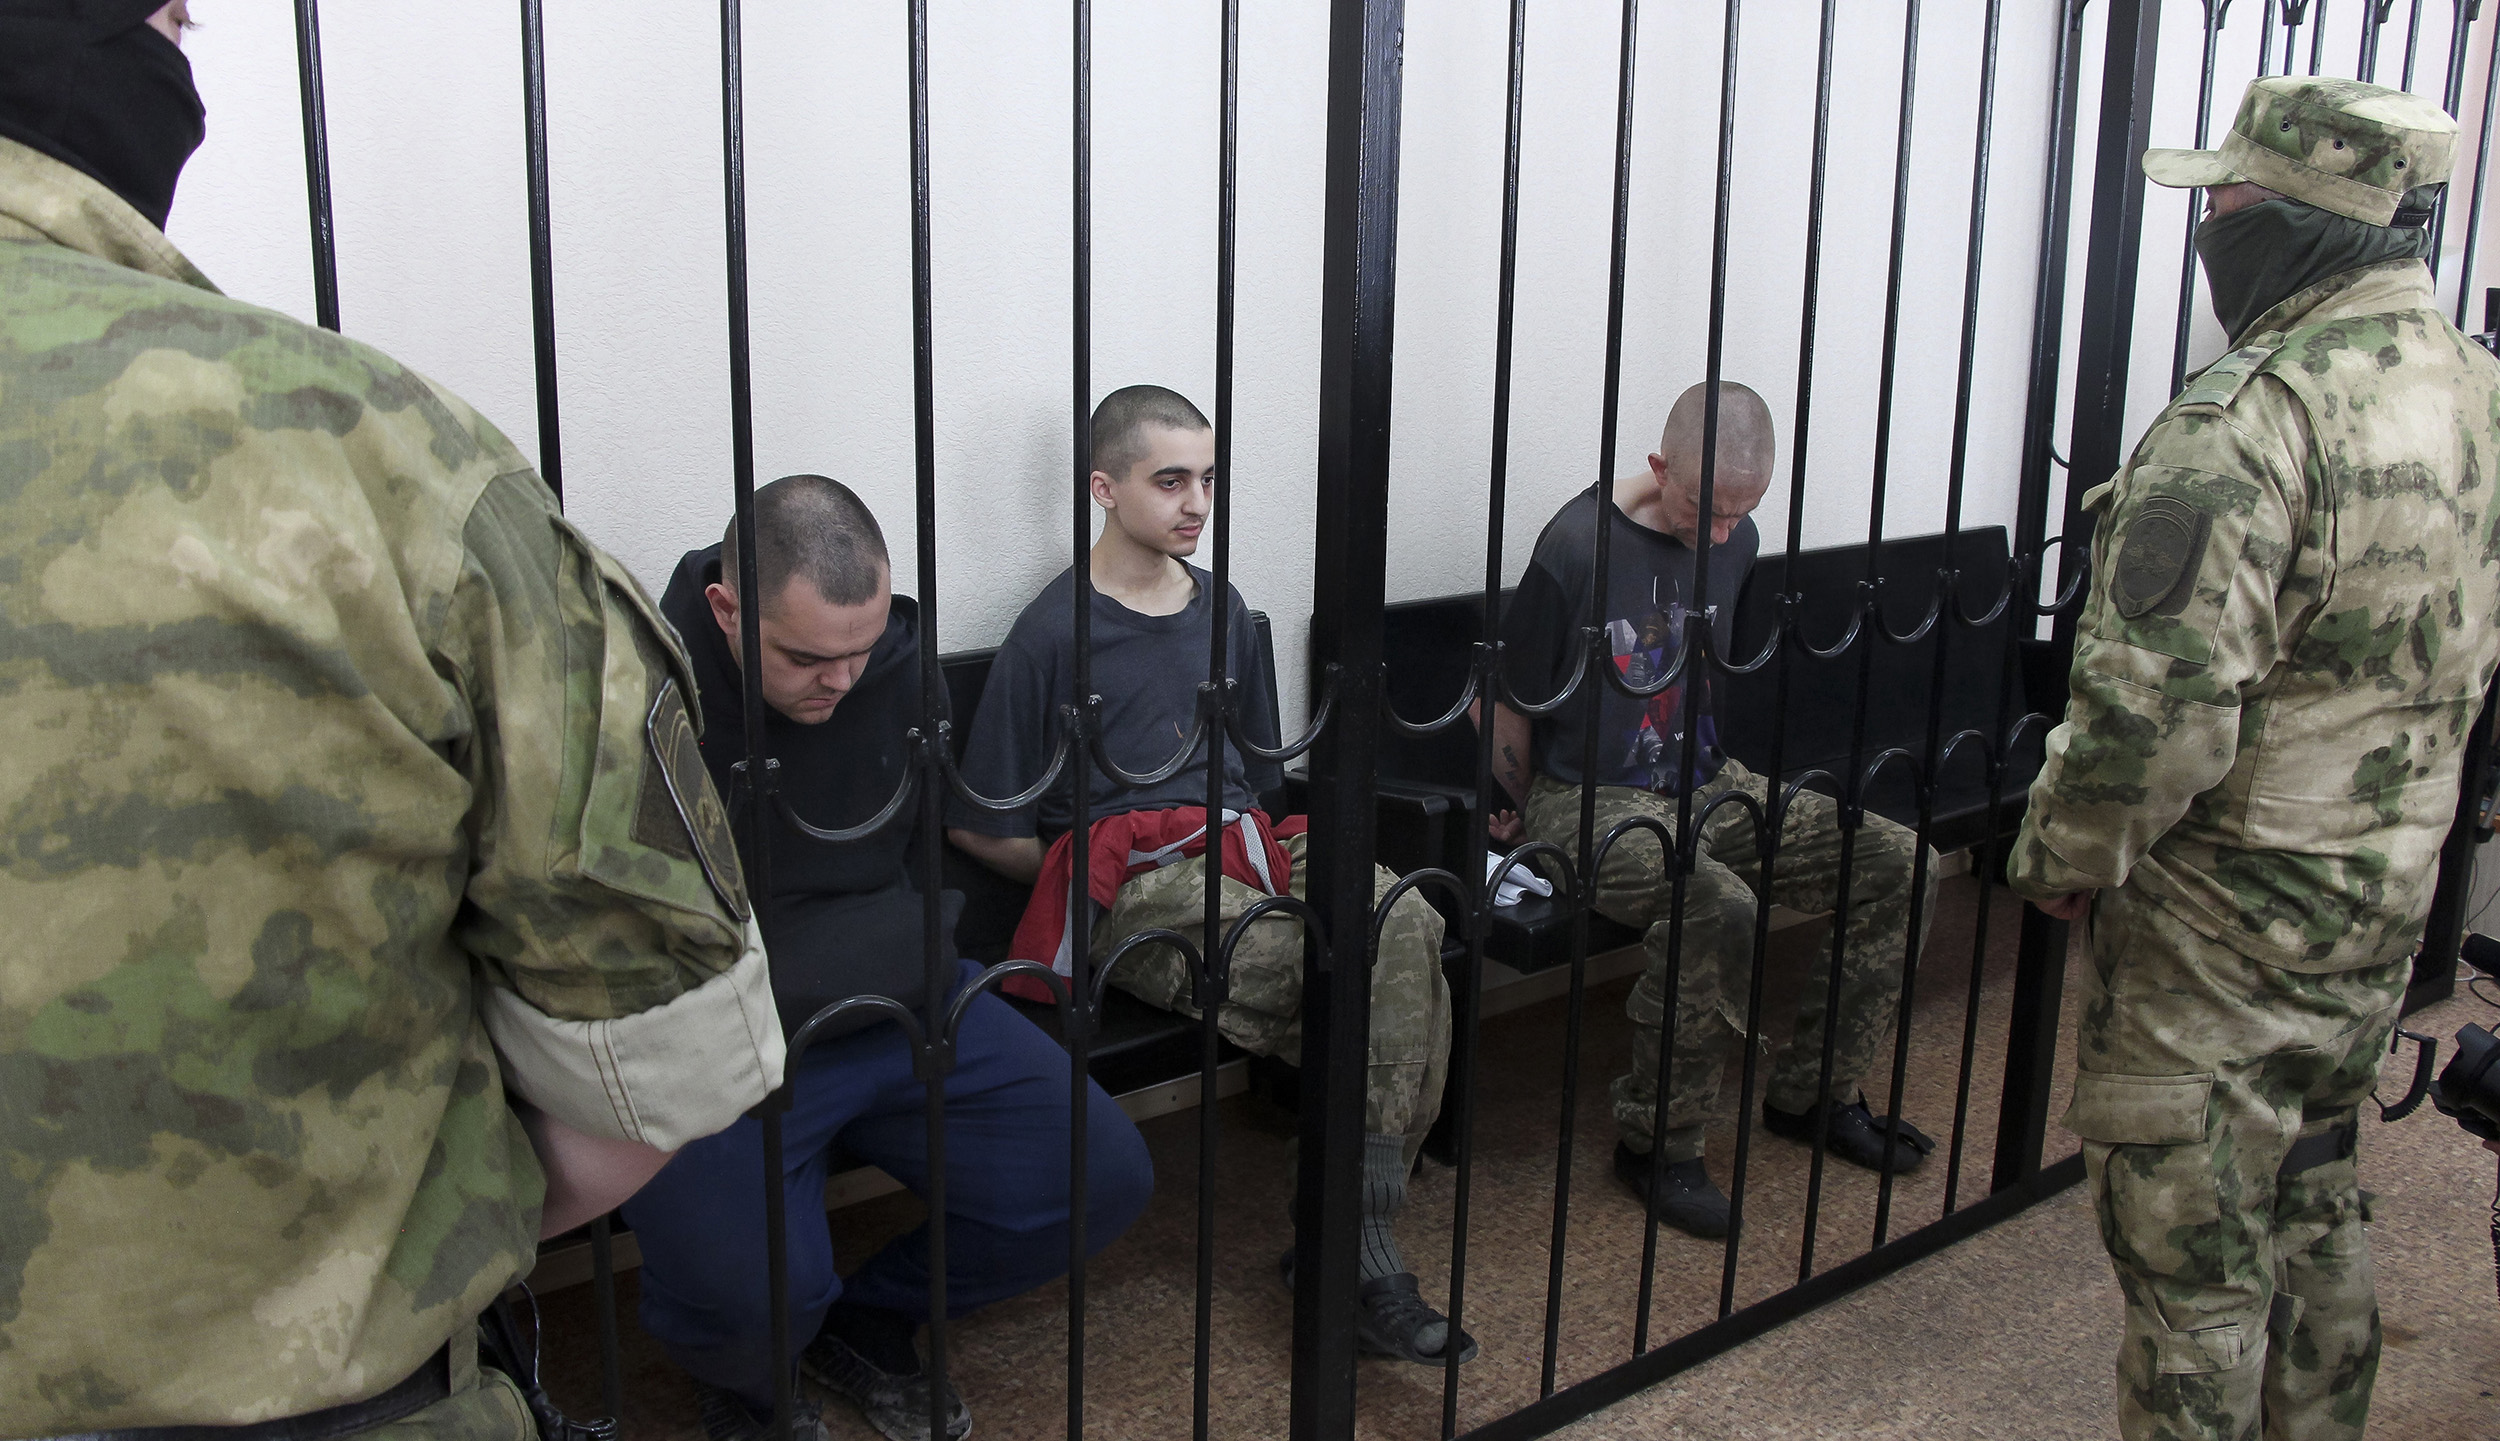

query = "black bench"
[[937, 613, 1287, 1098], [1369, 527, 2046, 975]]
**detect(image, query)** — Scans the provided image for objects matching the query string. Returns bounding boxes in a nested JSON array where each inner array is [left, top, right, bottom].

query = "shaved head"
[[1657, 381, 1775, 498]]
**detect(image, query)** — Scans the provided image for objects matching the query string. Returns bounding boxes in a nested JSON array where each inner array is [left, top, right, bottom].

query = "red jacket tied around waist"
[[1002, 807, 1305, 1004]]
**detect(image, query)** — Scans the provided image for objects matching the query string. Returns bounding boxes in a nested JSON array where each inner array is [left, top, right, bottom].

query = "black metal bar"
[[1633, 0, 1742, 1352], [586, 1213, 623, 1426], [2452, 14, 2499, 328], [1875, 0, 2005, 1252], [2054, 0, 2162, 651], [2172, 2, 2230, 395], [1060, 4, 1096, 1439], [2403, 0, 2427, 87], [2414, 680, 2497, 1010], [1442, 0, 1529, 1428], [1795, 0, 1921, 1285], [900, 0, 953, 1427], [290, 0, 340, 331], [1292, 0, 1402, 1431], [1542, 0, 1638, 1397], [715, 5, 795, 1438], [1195, 2, 1241, 1434], [2286, 1, 2306, 75], [1991, 903, 2071, 1189], [1714, 0, 1840, 1324], [518, 0, 563, 504], [2364, 0, 2393, 78], [1458, 1156, 2087, 1441], [2012, 1, 2089, 626], [2428, 0, 2480, 280], [2312, 0, 2334, 72], [2263, 0, 2281, 76], [1985, 0, 2089, 1217]]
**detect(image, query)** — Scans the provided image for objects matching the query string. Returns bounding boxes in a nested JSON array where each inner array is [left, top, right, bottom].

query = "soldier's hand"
[[2034, 890, 2094, 922]]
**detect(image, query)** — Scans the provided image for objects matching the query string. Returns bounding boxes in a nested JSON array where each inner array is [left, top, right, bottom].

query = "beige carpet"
[[535, 883, 2500, 1439]]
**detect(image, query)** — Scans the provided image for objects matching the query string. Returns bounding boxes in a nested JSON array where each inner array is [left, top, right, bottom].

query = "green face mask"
[[2193, 194, 2434, 344]]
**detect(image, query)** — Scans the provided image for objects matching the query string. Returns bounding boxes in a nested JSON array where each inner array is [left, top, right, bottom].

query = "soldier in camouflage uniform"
[[1489, 382, 1940, 1241], [0, 7, 784, 1438], [2008, 76, 2500, 1441]]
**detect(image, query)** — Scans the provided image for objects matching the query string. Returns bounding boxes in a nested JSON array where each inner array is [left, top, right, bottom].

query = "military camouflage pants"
[[2067, 885, 2406, 1441], [1524, 760, 1936, 1161], [1089, 829, 1453, 1144]]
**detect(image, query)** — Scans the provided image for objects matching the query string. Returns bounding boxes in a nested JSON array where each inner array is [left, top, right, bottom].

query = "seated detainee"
[[946, 385, 1467, 1367], [623, 476, 1154, 1441], [1484, 381, 1940, 1240]]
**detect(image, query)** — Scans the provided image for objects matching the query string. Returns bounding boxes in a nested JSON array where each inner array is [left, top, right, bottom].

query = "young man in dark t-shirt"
[[948, 386, 1466, 1367], [624, 476, 1152, 1441], [1486, 382, 1938, 1240]]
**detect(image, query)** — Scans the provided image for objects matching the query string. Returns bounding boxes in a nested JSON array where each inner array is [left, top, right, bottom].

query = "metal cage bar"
[[290, 0, 340, 331]]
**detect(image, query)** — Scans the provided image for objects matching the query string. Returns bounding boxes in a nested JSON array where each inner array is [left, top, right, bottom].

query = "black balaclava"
[[2194, 186, 2439, 343], [0, 1, 206, 230]]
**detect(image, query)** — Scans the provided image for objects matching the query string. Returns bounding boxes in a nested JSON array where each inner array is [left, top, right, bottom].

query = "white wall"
[[165, 2, 2495, 728]]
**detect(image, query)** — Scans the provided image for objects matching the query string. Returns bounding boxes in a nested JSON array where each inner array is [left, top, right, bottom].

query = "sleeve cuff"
[[2003, 822, 2111, 902], [481, 917, 787, 1150]]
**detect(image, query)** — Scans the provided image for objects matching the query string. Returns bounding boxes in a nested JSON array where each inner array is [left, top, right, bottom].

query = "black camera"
[[2432, 1022, 2500, 1142]]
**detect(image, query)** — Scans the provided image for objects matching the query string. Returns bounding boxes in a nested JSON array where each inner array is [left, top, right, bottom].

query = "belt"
[[33, 1344, 450, 1441], [2278, 1114, 2359, 1179]]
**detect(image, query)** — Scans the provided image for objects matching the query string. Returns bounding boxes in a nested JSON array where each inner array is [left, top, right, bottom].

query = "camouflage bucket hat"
[[2143, 76, 2456, 225]]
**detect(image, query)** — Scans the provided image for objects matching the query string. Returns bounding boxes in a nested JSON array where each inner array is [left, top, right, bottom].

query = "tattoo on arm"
[[1498, 744, 1525, 804]]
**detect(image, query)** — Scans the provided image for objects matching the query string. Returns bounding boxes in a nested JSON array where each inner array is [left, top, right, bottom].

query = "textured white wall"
[[162, 2, 2494, 729]]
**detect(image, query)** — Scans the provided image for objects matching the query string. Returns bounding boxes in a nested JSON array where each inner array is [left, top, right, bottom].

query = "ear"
[[1089, 469, 1119, 509], [705, 580, 740, 642], [1647, 452, 1673, 489]]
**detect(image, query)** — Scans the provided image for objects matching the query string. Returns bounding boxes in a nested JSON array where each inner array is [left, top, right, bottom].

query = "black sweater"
[[659, 545, 960, 1034]]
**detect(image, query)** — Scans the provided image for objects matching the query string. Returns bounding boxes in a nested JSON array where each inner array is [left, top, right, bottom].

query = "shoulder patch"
[[2173, 341, 2280, 413], [640, 678, 750, 921], [2111, 496, 2212, 620]]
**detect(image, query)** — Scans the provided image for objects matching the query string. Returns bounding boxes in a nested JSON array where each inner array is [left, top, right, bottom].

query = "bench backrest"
[[1372, 527, 2023, 812], [1718, 526, 2017, 810]]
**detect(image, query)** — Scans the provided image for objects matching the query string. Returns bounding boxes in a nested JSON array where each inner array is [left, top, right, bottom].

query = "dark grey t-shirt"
[[949, 564, 1283, 840], [1498, 488, 1755, 794]]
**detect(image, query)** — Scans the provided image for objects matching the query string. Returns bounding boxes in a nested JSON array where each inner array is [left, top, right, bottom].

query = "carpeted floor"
[[533, 878, 2500, 1438]]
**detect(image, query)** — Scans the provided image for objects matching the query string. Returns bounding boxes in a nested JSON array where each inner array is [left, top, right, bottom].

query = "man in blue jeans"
[[626, 475, 1153, 1441]]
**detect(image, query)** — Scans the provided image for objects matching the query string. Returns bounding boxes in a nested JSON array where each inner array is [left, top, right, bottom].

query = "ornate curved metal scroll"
[[1230, 662, 1342, 763], [767, 748, 923, 844], [931, 708, 1080, 811], [1384, 646, 1486, 738]]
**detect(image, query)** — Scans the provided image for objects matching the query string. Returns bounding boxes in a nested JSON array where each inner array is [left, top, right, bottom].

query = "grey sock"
[[1358, 1132, 1409, 1283]]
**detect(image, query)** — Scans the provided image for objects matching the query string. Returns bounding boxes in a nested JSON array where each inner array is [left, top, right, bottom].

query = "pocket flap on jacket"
[[2063, 1070, 2214, 1145]]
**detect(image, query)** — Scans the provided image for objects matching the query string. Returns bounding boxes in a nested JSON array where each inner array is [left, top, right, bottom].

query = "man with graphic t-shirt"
[[948, 385, 1464, 1368], [1483, 381, 1937, 1240]]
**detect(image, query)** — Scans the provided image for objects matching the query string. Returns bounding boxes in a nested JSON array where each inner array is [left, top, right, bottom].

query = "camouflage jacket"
[[2009, 258, 2500, 972], [0, 139, 783, 1430]]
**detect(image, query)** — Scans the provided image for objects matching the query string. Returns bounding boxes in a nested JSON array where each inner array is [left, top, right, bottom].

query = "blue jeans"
[[620, 962, 1155, 1408]]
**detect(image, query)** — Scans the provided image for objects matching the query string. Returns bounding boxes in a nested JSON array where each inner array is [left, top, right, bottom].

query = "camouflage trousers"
[[1089, 829, 1453, 1144], [2068, 885, 2406, 1441], [1524, 760, 1936, 1161]]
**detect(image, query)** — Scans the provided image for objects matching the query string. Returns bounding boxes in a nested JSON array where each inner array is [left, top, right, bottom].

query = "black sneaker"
[[691, 1380, 832, 1441], [1613, 1142, 1731, 1239], [1276, 1251, 1480, 1367], [800, 1332, 971, 1441], [1763, 1097, 1935, 1174]]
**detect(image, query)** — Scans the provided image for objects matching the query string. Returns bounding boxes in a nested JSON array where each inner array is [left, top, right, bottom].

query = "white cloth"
[[1486, 851, 1554, 908]]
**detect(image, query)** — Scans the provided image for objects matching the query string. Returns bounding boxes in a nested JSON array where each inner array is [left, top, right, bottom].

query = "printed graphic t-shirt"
[[1499, 487, 1756, 794]]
